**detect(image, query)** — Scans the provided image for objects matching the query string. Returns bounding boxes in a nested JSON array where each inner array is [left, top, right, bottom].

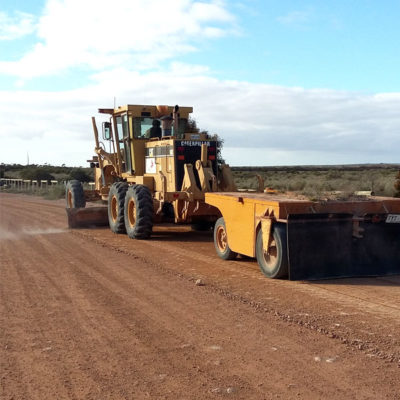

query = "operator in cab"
[[145, 119, 162, 139]]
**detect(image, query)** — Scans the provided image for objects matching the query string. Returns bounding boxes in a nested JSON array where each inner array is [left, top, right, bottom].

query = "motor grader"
[[66, 104, 236, 238]]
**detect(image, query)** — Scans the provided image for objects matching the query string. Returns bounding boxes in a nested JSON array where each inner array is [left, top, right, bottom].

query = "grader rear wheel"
[[65, 180, 86, 208], [108, 182, 128, 234], [124, 184, 153, 239], [127, 197, 137, 228]]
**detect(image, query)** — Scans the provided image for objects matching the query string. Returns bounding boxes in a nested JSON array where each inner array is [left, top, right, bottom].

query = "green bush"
[[68, 168, 92, 182], [20, 167, 55, 181]]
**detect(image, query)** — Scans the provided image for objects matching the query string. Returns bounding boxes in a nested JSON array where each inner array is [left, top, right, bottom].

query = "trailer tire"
[[66, 180, 86, 208], [256, 224, 288, 279], [124, 184, 153, 239], [214, 217, 237, 260], [108, 182, 128, 233]]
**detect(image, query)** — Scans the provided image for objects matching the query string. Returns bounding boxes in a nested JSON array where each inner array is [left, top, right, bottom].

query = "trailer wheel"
[[256, 224, 288, 279], [108, 182, 128, 233], [124, 184, 153, 239], [66, 180, 86, 208], [214, 217, 237, 260]]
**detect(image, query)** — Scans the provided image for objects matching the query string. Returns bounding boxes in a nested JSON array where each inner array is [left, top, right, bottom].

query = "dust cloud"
[[0, 227, 66, 240]]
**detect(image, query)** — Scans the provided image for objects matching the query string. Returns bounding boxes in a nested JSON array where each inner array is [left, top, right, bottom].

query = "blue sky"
[[182, 0, 400, 92], [1, 0, 400, 166]]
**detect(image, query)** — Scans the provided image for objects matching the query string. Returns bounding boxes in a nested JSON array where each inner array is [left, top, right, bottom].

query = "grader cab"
[[66, 104, 236, 237]]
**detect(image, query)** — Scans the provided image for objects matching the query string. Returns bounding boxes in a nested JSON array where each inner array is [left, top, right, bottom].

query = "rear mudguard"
[[66, 207, 109, 229], [286, 213, 400, 280]]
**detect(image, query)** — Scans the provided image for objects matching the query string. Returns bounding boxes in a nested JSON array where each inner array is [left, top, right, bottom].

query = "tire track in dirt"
[[71, 223, 400, 366]]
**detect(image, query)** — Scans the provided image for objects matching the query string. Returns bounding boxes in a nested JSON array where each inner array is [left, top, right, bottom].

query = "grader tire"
[[108, 182, 128, 234], [124, 185, 153, 239], [256, 224, 288, 279], [66, 180, 86, 208], [214, 217, 237, 260]]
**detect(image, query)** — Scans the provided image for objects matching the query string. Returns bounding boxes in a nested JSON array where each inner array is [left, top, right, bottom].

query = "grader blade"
[[286, 214, 400, 280], [66, 207, 109, 229]]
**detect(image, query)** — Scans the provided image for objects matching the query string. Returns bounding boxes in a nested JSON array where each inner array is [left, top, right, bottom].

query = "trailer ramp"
[[287, 213, 400, 280]]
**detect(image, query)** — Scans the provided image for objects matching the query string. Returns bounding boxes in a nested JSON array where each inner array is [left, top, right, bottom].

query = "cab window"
[[132, 117, 154, 139], [115, 114, 132, 173], [116, 116, 124, 140]]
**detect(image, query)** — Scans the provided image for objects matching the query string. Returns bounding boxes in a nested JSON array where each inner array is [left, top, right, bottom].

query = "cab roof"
[[98, 104, 193, 119]]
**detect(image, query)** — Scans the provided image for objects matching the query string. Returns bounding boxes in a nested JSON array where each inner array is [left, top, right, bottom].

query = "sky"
[[1, 0, 399, 167]]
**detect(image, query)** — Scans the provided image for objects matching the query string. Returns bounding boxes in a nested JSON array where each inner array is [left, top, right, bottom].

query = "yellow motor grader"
[[66, 104, 236, 238]]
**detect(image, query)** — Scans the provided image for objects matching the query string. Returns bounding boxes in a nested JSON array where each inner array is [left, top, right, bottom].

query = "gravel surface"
[[1, 193, 399, 399]]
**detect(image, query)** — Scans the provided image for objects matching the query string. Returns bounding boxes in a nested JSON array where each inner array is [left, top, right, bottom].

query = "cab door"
[[129, 116, 154, 176], [115, 114, 133, 174]]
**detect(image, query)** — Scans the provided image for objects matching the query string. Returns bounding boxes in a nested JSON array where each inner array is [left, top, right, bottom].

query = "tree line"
[[0, 164, 93, 182]]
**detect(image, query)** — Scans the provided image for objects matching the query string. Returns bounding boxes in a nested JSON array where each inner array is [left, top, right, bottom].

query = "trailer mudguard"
[[286, 213, 400, 280]]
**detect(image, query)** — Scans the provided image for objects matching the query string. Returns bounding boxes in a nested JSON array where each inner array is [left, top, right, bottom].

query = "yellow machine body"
[[68, 104, 236, 228]]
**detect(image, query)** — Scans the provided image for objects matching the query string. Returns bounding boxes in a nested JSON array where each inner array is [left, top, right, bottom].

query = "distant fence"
[[0, 178, 95, 192]]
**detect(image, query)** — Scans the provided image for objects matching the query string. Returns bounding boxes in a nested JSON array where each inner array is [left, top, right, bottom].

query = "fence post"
[[41, 180, 48, 192]]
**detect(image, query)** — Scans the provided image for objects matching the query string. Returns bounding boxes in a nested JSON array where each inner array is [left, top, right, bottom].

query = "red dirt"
[[1, 193, 400, 399]]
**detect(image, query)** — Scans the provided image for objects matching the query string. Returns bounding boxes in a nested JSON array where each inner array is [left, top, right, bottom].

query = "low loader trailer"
[[205, 192, 400, 280]]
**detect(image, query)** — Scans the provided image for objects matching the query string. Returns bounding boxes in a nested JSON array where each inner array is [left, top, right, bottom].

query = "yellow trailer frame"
[[205, 192, 400, 280]]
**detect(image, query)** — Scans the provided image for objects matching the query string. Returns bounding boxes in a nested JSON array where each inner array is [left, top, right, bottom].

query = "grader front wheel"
[[65, 180, 86, 208]]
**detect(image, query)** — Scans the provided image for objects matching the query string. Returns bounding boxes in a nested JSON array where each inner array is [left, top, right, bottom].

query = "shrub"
[[232, 167, 400, 199], [20, 167, 55, 181], [68, 168, 92, 182]]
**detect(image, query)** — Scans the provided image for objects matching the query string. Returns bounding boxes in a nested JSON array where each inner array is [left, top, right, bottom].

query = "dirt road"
[[1, 193, 399, 400]]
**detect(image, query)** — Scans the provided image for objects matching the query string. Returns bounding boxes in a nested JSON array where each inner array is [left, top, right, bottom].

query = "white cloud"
[[1, 67, 399, 166], [0, 0, 235, 79], [0, 11, 37, 40]]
